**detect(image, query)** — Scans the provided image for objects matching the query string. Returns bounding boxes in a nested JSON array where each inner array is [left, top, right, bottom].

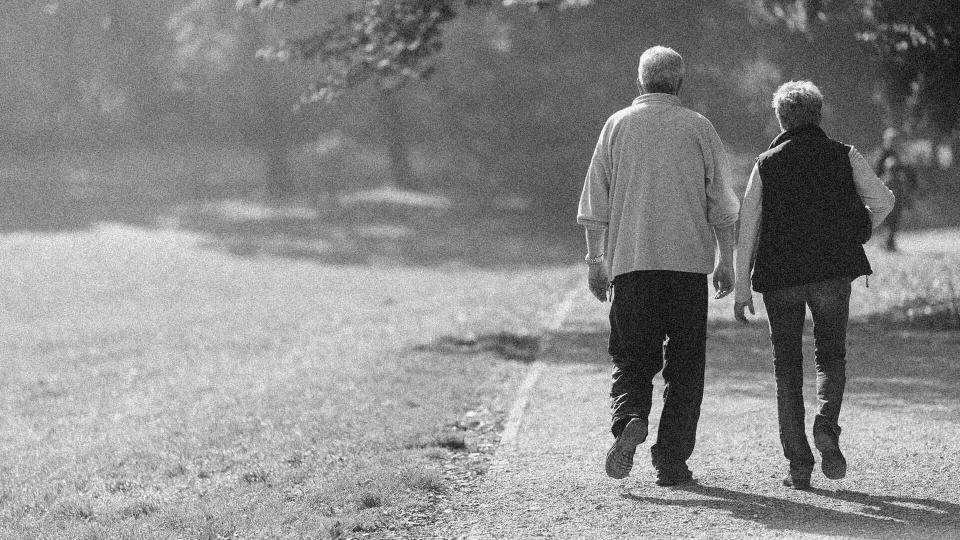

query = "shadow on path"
[[623, 482, 960, 538], [814, 489, 960, 529], [539, 322, 960, 402]]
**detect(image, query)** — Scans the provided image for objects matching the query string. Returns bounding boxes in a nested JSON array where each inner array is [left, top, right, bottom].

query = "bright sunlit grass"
[[853, 229, 960, 328], [0, 223, 575, 538]]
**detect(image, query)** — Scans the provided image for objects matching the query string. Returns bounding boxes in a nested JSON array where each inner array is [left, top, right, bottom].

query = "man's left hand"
[[712, 260, 734, 299]]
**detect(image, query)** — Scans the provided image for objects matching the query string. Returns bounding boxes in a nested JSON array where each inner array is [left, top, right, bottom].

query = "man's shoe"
[[782, 474, 811, 490], [605, 418, 647, 479], [814, 433, 847, 480], [655, 469, 694, 487]]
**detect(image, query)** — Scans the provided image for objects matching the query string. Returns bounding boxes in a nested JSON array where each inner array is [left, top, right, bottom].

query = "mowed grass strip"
[[0, 224, 576, 539], [853, 230, 960, 327]]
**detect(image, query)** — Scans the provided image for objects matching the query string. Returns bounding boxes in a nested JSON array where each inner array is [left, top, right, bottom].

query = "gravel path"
[[433, 287, 960, 539]]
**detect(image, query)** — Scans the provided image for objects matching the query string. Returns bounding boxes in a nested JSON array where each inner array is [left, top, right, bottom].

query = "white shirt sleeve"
[[849, 146, 896, 228], [734, 163, 762, 303]]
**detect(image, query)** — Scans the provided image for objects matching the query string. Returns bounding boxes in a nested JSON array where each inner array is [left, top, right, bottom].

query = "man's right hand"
[[712, 260, 735, 299], [734, 298, 755, 323], [587, 263, 609, 302]]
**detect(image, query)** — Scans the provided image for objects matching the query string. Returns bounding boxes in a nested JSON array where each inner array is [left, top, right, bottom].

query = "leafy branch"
[[235, 0, 593, 103], [764, 0, 960, 133]]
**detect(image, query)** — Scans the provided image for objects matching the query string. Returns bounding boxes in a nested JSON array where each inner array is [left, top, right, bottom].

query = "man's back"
[[577, 93, 739, 279]]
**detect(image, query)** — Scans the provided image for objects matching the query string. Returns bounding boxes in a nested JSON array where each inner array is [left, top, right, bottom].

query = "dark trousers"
[[608, 270, 707, 474], [762, 277, 851, 479]]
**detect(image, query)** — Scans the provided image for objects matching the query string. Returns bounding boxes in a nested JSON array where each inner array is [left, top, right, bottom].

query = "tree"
[[170, 0, 325, 198], [239, 0, 958, 138], [762, 0, 960, 135], [236, 0, 441, 192], [237, 0, 476, 192], [236, 0, 587, 101]]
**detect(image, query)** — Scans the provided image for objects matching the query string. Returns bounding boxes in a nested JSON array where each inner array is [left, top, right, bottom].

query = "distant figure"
[[577, 46, 740, 486], [875, 127, 920, 251], [734, 81, 895, 490]]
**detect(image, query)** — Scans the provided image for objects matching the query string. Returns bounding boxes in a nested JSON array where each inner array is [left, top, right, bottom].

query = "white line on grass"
[[497, 361, 544, 449], [466, 285, 581, 539], [546, 285, 580, 334], [496, 285, 579, 449]]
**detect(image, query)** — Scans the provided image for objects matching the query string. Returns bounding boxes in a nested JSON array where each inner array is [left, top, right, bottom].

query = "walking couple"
[[577, 46, 895, 489]]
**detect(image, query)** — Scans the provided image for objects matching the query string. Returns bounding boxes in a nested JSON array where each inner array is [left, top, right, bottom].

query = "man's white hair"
[[638, 46, 684, 95], [772, 80, 823, 130]]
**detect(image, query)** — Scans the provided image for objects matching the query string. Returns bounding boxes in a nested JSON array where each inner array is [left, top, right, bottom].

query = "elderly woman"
[[733, 81, 895, 490]]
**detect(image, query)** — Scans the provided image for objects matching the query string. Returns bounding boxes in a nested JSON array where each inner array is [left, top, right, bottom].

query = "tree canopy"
[[764, 0, 960, 135], [236, 0, 590, 102], [240, 0, 960, 134]]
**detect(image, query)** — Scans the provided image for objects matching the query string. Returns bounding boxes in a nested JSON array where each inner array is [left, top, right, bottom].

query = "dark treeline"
[[1, 0, 956, 230]]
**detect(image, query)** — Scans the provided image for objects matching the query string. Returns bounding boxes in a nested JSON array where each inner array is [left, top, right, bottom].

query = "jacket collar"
[[768, 124, 827, 149], [632, 93, 681, 107]]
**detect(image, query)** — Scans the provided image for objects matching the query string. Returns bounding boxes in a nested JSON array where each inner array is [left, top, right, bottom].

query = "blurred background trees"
[[762, 0, 959, 140], [1, 0, 956, 233]]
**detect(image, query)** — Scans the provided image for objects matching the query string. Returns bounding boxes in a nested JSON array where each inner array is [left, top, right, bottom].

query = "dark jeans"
[[762, 277, 851, 479], [608, 270, 707, 475]]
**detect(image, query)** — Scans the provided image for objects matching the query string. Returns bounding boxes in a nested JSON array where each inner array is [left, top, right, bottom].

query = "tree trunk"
[[264, 138, 291, 199], [379, 90, 417, 190], [239, 15, 295, 200], [106, 3, 179, 148]]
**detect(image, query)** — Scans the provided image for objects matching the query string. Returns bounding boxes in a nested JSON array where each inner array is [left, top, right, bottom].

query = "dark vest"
[[752, 125, 873, 293]]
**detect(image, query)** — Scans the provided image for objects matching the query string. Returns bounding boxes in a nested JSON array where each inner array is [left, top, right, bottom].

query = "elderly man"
[[577, 46, 740, 485], [734, 81, 894, 490]]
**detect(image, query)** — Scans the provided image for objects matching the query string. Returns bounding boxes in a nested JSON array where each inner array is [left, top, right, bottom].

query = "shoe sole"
[[605, 419, 647, 479], [814, 434, 847, 480]]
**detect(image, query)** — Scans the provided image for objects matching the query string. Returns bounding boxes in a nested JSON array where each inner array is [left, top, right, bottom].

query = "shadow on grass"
[[2, 189, 581, 268], [412, 332, 541, 362], [0, 198, 179, 234], [171, 198, 581, 268], [622, 482, 960, 538]]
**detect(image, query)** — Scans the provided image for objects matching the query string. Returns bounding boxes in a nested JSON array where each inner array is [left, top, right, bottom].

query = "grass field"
[[0, 221, 575, 539], [0, 201, 957, 539], [852, 231, 960, 328]]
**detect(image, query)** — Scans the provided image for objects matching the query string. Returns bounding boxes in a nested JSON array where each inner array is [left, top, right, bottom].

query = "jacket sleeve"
[[734, 164, 762, 303], [702, 121, 740, 227], [850, 146, 896, 228], [577, 119, 614, 230]]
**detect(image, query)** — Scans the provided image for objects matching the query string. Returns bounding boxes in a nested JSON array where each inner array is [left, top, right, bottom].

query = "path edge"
[[498, 285, 579, 448]]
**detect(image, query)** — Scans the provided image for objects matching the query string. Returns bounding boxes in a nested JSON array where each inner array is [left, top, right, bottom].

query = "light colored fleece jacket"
[[577, 93, 740, 279]]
